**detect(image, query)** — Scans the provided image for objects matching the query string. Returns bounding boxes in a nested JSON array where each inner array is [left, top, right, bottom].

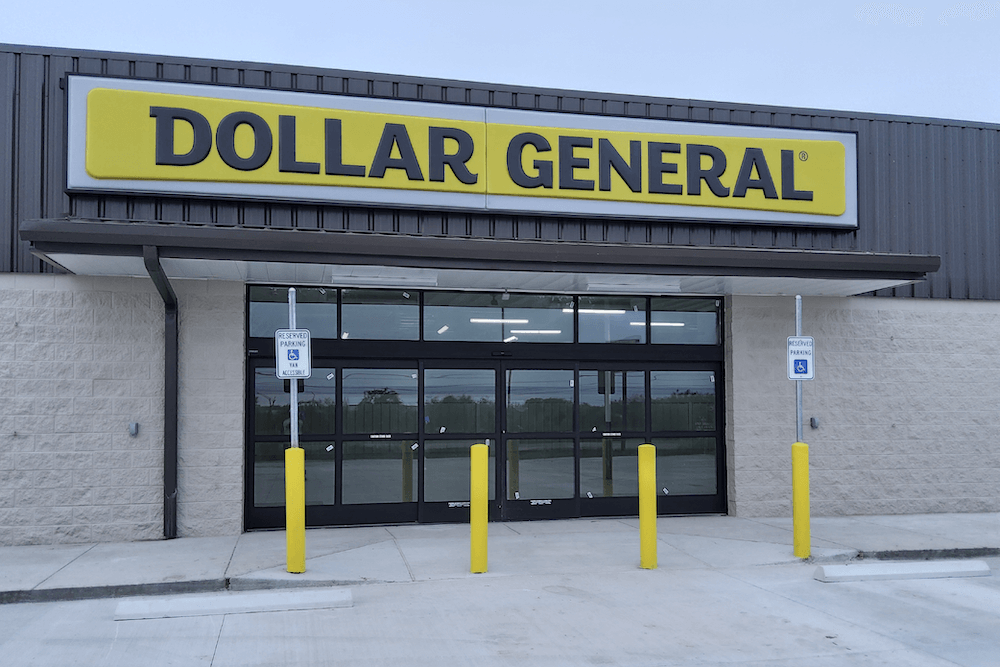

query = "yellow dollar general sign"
[[68, 77, 857, 228]]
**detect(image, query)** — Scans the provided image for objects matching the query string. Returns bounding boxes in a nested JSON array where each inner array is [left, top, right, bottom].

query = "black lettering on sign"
[[733, 147, 778, 199], [558, 136, 594, 191], [781, 150, 813, 201], [278, 115, 320, 174], [598, 139, 641, 193], [216, 111, 273, 171], [429, 127, 478, 184], [687, 144, 729, 197], [507, 133, 553, 189], [370, 123, 424, 180], [324, 119, 365, 177], [149, 107, 212, 166], [648, 142, 682, 195]]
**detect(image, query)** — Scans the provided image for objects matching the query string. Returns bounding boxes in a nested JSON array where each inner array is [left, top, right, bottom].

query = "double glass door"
[[247, 359, 722, 529]]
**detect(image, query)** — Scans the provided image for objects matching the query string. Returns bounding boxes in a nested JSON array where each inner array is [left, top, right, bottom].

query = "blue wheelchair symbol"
[[794, 360, 808, 375], [287, 349, 299, 361]]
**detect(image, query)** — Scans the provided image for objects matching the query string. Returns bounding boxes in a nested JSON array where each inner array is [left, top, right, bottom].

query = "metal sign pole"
[[795, 295, 803, 443], [289, 288, 299, 449]]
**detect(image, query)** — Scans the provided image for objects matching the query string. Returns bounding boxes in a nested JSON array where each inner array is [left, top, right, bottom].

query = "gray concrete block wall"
[[0, 275, 165, 545], [175, 280, 245, 538], [0, 275, 246, 546], [727, 295, 1000, 517]]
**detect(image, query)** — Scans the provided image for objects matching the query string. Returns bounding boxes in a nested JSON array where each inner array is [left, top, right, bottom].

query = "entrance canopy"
[[21, 219, 939, 297]]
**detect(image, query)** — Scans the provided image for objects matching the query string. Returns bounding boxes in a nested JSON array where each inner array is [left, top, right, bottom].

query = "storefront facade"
[[1, 43, 997, 546]]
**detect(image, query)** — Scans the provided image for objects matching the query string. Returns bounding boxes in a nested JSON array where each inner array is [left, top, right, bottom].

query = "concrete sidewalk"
[[2, 513, 997, 604]]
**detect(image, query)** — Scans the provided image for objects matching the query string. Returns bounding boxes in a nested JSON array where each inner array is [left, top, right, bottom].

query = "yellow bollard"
[[792, 442, 811, 559], [285, 446, 306, 573], [638, 443, 657, 569], [470, 444, 488, 573]]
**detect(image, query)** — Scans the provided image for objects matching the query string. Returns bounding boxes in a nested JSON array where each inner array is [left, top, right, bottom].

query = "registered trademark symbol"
[[798, 151, 808, 161]]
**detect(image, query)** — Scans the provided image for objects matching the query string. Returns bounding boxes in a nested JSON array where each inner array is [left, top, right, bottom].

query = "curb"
[[859, 547, 1000, 561], [0, 579, 226, 605]]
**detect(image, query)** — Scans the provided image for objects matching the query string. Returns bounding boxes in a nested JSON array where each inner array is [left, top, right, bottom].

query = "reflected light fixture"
[[565, 308, 627, 315], [509, 330, 562, 335], [470, 318, 529, 324]]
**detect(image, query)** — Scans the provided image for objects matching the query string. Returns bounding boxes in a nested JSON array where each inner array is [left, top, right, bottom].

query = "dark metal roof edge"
[[5, 42, 1000, 131], [21, 219, 941, 280]]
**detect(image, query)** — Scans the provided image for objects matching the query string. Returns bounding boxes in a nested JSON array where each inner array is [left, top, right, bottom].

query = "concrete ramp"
[[815, 560, 991, 583]]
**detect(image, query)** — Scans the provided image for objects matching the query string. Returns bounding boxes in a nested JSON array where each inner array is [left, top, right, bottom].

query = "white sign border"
[[67, 75, 858, 229]]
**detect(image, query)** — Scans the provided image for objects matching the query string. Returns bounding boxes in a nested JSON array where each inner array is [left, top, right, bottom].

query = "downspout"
[[143, 246, 179, 539]]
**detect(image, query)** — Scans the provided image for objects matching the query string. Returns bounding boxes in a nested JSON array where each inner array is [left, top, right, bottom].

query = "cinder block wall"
[[0, 275, 165, 545], [175, 280, 245, 537], [727, 294, 1000, 517], [0, 275, 246, 546]]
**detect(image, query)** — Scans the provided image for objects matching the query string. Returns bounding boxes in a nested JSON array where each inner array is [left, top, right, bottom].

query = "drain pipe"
[[143, 246, 179, 539]]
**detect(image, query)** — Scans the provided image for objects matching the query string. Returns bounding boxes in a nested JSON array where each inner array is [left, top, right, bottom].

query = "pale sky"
[[2, 1, 999, 124]]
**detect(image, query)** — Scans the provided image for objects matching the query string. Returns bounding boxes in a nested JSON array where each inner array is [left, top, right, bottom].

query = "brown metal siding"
[[2, 43, 999, 299]]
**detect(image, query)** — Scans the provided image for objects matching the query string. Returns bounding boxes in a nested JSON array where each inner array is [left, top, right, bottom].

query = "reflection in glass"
[[253, 441, 335, 507], [342, 368, 418, 434], [424, 292, 573, 343], [651, 298, 720, 345], [506, 439, 575, 500], [650, 371, 716, 432], [579, 370, 644, 432], [506, 369, 574, 433], [254, 368, 336, 435], [424, 369, 496, 434], [580, 438, 642, 498], [652, 437, 717, 495], [342, 440, 418, 504], [248, 286, 338, 338], [577, 296, 646, 344], [424, 440, 496, 502], [341, 289, 418, 340]]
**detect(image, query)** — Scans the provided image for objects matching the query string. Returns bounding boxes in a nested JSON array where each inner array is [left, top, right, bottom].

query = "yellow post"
[[792, 441, 811, 559], [285, 446, 306, 573], [638, 443, 657, 569], [470, 444, 488, 573]]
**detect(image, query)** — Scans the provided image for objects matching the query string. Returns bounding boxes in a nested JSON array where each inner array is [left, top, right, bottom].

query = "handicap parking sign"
[[287, 349, 299, 361], [787, 337, 814, 380]]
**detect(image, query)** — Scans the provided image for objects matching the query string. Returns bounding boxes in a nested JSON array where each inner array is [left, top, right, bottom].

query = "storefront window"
[[650, 371, 716, 432], [342, 367, 418, 434], [341, 289, 418, 340], [577, 296, 647, 343], [424, 292, 572, 343], [506, 369, 574, 433], [248, 286, 337, 338], [651, 298, 720, 345]]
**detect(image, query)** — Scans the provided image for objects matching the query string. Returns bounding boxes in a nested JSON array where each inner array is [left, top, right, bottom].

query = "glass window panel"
[[579, 438, 642, 498], [342, 440, 418, 504], [341, 289, 418, 340], [506, 369, 574, 433], [424, 440, 496, 502], [252, 441, 335, 507], [424, 292, 573, 343], [506, 439, 575, 500], [579, 370, 644, 432], [650, 371, 717, 432], [343, 368, 418, 434], [651, 437, 717, 495], [254, 367, 336, 436], [248, 286, 338, 338], [650, 298, 720, 345], [424, 369, 496, 434], [578, 296, 647, 344]]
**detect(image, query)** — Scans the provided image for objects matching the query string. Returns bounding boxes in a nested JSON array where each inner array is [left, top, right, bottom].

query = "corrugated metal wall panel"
[[2, 43, 999, 298]]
